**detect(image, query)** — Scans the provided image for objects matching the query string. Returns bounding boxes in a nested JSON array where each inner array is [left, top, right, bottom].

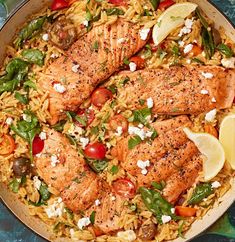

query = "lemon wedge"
[[152, 2, 198, 45], [183, 127, 225, 181], [219, 115, 235, 169]]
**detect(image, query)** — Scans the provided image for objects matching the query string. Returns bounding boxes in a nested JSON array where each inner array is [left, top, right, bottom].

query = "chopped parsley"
[[128, 135, 142, 149]]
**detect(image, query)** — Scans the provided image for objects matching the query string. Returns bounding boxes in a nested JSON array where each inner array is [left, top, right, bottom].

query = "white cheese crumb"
[[111, 195, 116, 201], [51, 155, 60, 167], [117, 38, 126, 44], [5, 117, 13, 125], [53, 83, 66, 93], [128, 126, 146, 140], [147, 97, 154, 108], [211, 181, 221, 189], [95, 199, 101, 206], [129, 62, 137, 72], [138, 124, 144, 128], [202, 51, 206, 57], [205, 109, 217, 122], [186, 59, 191, 64], [50, 53, 59, 59], [178, 18, 194, 37], [117, 230, 136, 241], [171, 208, 175, 214], [200, 89, 209, 95], [42, 33, 49, 41], [211, 97, 216, 103], [139, 28, 150, 41], [106, 142, 112, 149], [146, 131, 153, 138], [201, 72, 214, 79], [115, 126, 123, 137], [77, 217, 91, 230], [221, 57, 235, 69], [22, 114, 31, 123], [39, 131, 47, 140], [45, 198, 64, 218], [137, 160, 150, 175], [79, 137, 89, 149], [33, 176, 41, 190], [184, 44, 193, 54], [178, 40, 185, 47], [83, 20, 89, 27], [35, 153, 41, 158], [161, 215, 172, 224], [71, 64, 80, 73]]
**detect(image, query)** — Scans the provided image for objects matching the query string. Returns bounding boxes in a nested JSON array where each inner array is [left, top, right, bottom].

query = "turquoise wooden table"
[[0, 0, 235, 241]]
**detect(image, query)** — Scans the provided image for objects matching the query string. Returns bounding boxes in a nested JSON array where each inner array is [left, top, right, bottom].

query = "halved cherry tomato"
[[109, 115, 128, 132], [32, 135, 44, 155], [112, 178, 136, 198], [175, 206, 197, 217], [84, 142, 106, 160], [190, 44, 203, 57], [76, 109, 95, 127], [129, 56, 145, 70], [109, 0, 128, 6], [0, 134, 15, 155], [91, 88, 113, 108], [51, 0, 69, 11], [159, 0, 175, 11]]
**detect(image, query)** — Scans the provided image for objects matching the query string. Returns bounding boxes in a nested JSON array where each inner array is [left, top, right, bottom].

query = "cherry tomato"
[[190, 44, 203, 56], [159, 0, 175, 11], [32, 135, 44, 155], [112, 178, 136, 198], [109, 0, 128, 6], [84, 142, 106, 160], [51, 0, 69, 11], [76, 109, 95, 127], [0, 134, 15, 155], [91, 88, 113, 108], [109, 115, 128, 132], [175, 206, 197, 217], [129, 56, 145, 70]]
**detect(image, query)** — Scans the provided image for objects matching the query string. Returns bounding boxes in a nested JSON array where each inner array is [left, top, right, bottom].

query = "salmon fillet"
[[35, 129, 101, 211], [40, 19, 149, 125], [117, 66, 235, 115]]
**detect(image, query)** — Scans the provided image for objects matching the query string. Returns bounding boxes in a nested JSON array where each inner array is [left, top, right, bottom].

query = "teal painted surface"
[[0, 0, 235, 241]]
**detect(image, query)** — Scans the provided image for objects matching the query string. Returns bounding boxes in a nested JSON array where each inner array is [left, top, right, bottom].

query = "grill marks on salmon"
[[114, 116, 203, 203], [40, 19, 148, 125], [117, 66, 235, 115]]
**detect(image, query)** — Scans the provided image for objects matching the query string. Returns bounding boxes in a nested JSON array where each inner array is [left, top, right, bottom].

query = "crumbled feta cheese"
[[129, 62, 137, 72], [161, 215, 172, 224], [178, 18, 194, 37], [178, 40, 185, 47], [221, 57, 235, 69], [146, 131, 153, 138], [51, 155, 60, 167], [83, 20, 89, 27], [139, 28, 150, 41], [111, 196, 116, 201], [128, 126, 146, 140], [77, 217, 91, 230], [211, 97, 216, 103], [115, 126, 123, 137], [72, 64, 80, 73], [147, 97, 154, 108], [200, 89, 209, 95], [117, 230, 136, 241], [202, 51, 206, 57], [138, 124, 144, 128], [22, 114, 31, 123], [171, 208, 175, 214], [45, 198, 64, 218], [42, 33, 49, 41], [5, 117, 13, 125], [33, 176, 41, 190], [53, 83, 66, 93], [184, 44, 193, 54], [50, 53, 59, 59], [201, 72, 214, 79], [117, 38, 126, 44], [186, 59, 191, 64], [95, 199, 101, 206], [35, 153, 41, 158], [211, 181, 221, 189], [137, 160, 150, 175], [106, 142, 112, 149], [68, 123, 84, 137], [79, 137, 89, 149], [70, 228, 75, 236], [205, 109, 217, 122], [39, 131, 47, 140]]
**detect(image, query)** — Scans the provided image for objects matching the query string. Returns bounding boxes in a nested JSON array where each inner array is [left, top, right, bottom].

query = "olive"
[[138, 221, 157, 241], [12, 157, 31, 177], [212, 26, 222, 46]]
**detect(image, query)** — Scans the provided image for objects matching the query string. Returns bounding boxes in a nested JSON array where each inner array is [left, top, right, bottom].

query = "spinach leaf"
[[129, 108, 152, 125], [151, 181, 165, 191], [149, 0, 160, 10], [23, 80, 37, 90], [22, 49, 45, 66], [51, 120, 66, 132], [64, 207, 74, 219], [90, 211, 96, 225], [110, 165, 119, 175], [128, 135, 142, 149], [65, 111, 87, 127], [9, 176, 26, 193], [106, 8, 125, 16], [39, 182, 51, 201], [14, 92, 28, 104], [10, 110, 41, 160], [14, 16, 46, 49], [86, 158, 108, 173], [191, 58, 204, 64], [107, 84, 117, 94], [217, 43, 234, 58]]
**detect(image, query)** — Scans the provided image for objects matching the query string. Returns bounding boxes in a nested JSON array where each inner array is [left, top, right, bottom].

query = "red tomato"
[[84, 142, 106, 160], [91, 88, 113, 108], [159, 0, 175, 11], [112, 178, 136, 198], [76, 109, 95, 127], [51, 0, 69, 11], [109, 0, 128, 6], [129, 56, 145, 70], [175, 206, 197, 217], [32, 135, 44, 155], [109, 115, 128, 132], [0, 134, 15, 155], [190, 44, 203, 56]]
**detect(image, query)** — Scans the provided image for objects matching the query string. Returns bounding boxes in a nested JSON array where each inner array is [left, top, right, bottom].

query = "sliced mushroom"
[[49, 17, 77, 50], [138, 220, 157, 241], [12, 157, 31, 177]]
